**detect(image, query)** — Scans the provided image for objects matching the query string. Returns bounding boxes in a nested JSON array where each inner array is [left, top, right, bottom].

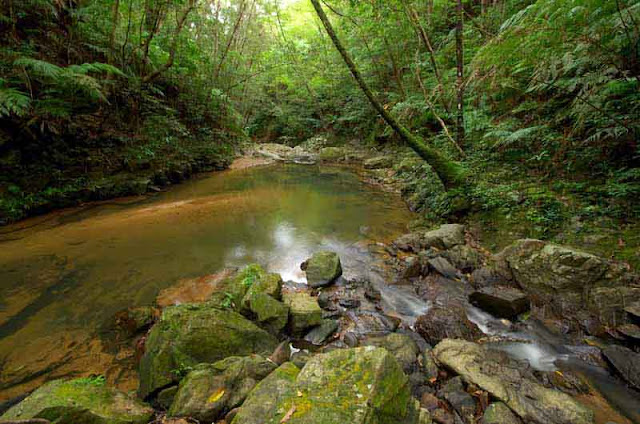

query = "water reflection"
[[0, 164, 413, 399]]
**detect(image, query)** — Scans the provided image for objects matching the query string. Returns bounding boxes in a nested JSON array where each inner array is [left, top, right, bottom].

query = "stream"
[[0, 163, 638, 423]]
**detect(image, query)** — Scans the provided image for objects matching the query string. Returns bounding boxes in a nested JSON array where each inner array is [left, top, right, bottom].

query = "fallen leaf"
[[280, 405, 296, 423], [207, 388, 225, 403]]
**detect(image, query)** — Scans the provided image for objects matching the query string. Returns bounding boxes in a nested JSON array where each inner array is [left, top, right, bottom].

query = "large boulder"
[[469, 287, 530, 319], [433, 339, 594, 424], [602, 345, 640, 390], [362, 333, 420, 373], [282, 291, 323, 335], [302, 251, 342, 288], [242, 292, 289, 334], [232, 347, 420, 424], [1, 378, 153, 424], [495, 239, 639, 326], [394, 224, 465, 253], [169, 356, 276, 422], [138, 303, 278, 399], [255, 143, 294, 161], [415, 306, 482, 346]]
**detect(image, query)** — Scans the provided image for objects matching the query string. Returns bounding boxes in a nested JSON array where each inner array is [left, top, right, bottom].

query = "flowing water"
[[0, 163, 413, 400]]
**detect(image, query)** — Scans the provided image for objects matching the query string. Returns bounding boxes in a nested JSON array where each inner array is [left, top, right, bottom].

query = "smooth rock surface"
[[415, 306, 482, 346], [469, 287, 530, 319], [433, 339, 594, 424], [602, 345, 640, 390]]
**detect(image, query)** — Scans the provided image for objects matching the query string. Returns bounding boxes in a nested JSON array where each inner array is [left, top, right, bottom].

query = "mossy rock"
[[232, 347, 418, 424], [212, 264, 281, 310], [1, 378, 153, 424], [317, 147, 348, 162], [231, 362, 301, 424], [303, 251, 342, 288], [169, 356, 277, 423], [138, 302, 278, 399], [362, 333, 419, 373], [282, 292, 323, 335], [243, 292, 290, 334]]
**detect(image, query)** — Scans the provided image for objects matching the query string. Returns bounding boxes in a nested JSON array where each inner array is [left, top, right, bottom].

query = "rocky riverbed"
[[1, 221, 639, 424]]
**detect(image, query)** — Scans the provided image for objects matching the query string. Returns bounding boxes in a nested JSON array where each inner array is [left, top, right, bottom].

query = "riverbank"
[[2, 223, 638, 424]]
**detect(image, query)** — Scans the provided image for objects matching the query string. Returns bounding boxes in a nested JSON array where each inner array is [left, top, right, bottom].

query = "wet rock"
[[302, 251, 342, 288], [318, 146, 348, 162], [156, 385, 178, 409], [168, 356, 276, 422], [394, 232, 425, 253], [304, 319, 339, 345], [442, 245, 483, 273], [343, 331, 359, 347], [602, 345, 640, 390], [625, 301, 640, 322], [364, 282, 382, 302], [269, 340, 291, 365], [420, 393, 440, 411], [114, 306, 158, 336], [432, 408, 455, 424], [470, 267, 508, 289], [363, 333, 419, 373], [138, 303, 278, 399], [291, 350, 312, 369], [156, 268, 237, 307], [420, 351, 440, 383], [403, 256, 423, 279], [433, 339, 594, 424], [588, 286, 640, 327], [317, 291, 334, 309], [428, 257, 459, 279], [338, 297, 361, 309], [282, 291, 323, 335], [242, 292, 289, 334], [364, 156, 393, 169], [1, 379, 153, 424], [424, 224, 466, 250], [469, 287, 530, 319], [617, 323, 640, 341], [415, 306, 482, 346], [233, 347, 419, 424], [481, 402, 521, 424], [255, 143, 294, 161], [438, 377, 475, 424]]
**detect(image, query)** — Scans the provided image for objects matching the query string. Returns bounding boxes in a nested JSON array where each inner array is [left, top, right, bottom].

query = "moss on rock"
[[1, 378, 153, 424]]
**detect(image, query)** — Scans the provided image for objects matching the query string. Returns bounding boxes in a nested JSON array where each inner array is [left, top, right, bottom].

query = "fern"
[[14, 58, 63, 79], [0, 86, 31, 117]]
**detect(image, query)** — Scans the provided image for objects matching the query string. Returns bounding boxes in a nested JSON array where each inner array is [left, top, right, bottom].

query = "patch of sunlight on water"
[[0, 164, 414, 399]]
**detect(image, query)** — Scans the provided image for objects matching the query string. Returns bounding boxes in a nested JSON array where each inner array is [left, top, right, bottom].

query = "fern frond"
[[14, 58, 63, 79], [0, 86, 31, 117]]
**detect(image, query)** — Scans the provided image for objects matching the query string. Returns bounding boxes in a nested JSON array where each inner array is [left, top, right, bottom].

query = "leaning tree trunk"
[[310, 0, 467, 188], [455, 0, 465, 148]]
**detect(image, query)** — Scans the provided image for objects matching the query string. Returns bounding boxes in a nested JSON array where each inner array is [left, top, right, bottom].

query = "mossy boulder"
[[210, 264, 282, 311], [302, 251, 342, 288], [242, 292, 289, 334], [138, 303, 278, 399], [169, 356, 277, 422], [233, 347, 419, 424], [362, 333, 420, 373], [231, 362, 301, 424], [1, 378, 153, 424], [481, 402, 521, 424], [282, 292, 323, 335], [317, 147, 348, 162]]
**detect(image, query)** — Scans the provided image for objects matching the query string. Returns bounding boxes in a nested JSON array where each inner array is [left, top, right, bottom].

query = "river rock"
[[469, 287, 530, 319], [1, 378, 153, 424], [394, 224, 465, 253], [433, 339, 594, 424], [114, 305, 158, 336], [438, 377, 475, 424], [481, 402, 521, 424], [304, 319, 338, 345], [138, 303, 278, 399], [302, 251, 342, 288], [255, 143, 294, 161], [282, 291, 323, 335], [624, 301, 640, 322], [364, 156, 393, 169], [363, 333, 420, 373], [602, 345, 640, 390], [317, 146, 348, 162], [242, 292, 289, 334], [441, 245, 483, 273], [427, 257, 459, 279], [415, 306, 482, 346], [168, 356, 276, 422], [232, 347, 419, 424]]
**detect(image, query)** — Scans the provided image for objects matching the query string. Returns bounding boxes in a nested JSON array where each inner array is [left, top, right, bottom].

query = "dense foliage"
[[1, 0, 639, 261]]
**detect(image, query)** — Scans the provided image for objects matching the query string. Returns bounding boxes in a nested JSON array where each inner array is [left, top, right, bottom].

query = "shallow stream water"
[[0, 163, 413, 399]]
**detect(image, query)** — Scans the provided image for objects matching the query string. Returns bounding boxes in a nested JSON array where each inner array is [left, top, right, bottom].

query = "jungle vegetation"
[[1, 0, 639, 260]]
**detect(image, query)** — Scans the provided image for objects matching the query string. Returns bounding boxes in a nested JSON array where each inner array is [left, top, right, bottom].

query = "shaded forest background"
[[1, 0, 639, 263]]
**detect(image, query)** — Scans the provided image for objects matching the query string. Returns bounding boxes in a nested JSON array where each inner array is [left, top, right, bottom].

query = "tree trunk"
[[142, 0, 198, 83], [310, 0, 467, 188], [214, 0, 247, 82], [455, 0, 465, 148], [109, 0, 120, 62]]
